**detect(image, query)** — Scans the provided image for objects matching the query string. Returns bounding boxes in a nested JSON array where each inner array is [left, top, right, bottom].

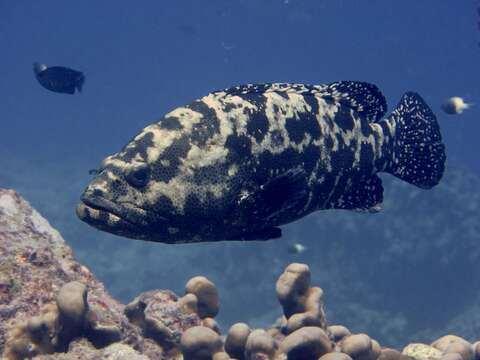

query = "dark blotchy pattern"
[[225, 134, 253, 162], [333, 106, 355, 131], [155, 136, 192, 183], [246, 109, 270, 143], [159, 116, 182, 130], [330, 144, 355, 173], [150, 194, 177, 218], [188, 101, 220, 146], [78, 82, 445, 243], [121, 132, 155, 162]]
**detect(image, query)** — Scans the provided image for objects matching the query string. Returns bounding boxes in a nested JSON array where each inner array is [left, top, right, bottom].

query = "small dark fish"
[[77, 81, 446, 244], [33, 62, 85, 94], [88, 169, 100, 175]]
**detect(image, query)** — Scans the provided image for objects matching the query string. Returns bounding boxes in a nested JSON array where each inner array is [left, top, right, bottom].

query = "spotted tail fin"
[[381, 92, 446, 189]]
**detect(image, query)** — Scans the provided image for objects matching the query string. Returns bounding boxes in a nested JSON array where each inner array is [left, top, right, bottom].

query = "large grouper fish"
[[77, 81, 446, 243]]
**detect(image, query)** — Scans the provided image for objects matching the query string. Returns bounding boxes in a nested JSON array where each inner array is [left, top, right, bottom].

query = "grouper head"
[[76, 125, 192, 243], [76, 118, 236, 243], [77, 159, 169, 242]]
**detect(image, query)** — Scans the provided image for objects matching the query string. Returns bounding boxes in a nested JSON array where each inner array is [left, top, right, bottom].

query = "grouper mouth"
[[76, 194, 148, 235]]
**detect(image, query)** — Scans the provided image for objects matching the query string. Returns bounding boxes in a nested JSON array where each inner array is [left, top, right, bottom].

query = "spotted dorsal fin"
[[217, 82, 327, 97], [323, 81, 388, 123], [215, 81, 387, 122]]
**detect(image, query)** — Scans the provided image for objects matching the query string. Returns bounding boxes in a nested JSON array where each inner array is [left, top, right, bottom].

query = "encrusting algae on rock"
[[1, 188, 480, 359]]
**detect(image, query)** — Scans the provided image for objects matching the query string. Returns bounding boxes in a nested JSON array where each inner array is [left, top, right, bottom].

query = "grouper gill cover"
[[77, 81, 446, 243]]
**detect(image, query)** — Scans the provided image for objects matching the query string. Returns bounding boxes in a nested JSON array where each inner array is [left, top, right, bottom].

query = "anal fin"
[[334, 175, 384, 212]]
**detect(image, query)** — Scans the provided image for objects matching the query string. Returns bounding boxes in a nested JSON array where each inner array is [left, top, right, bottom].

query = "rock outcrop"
[[0, 189, 194, 359]]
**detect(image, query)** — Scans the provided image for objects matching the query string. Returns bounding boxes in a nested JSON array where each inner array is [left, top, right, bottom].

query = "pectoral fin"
[[238, 167, 309, 223]]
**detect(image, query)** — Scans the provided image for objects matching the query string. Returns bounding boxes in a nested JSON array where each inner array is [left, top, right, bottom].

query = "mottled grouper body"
[[77, 81, 446, 243]]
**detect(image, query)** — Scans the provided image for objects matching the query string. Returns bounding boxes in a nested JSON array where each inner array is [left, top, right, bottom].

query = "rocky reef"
[[1, 188, 480, 360], [0, 189, 176, 359]]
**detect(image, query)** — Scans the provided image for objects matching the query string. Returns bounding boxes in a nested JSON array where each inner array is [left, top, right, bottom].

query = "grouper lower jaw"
[[77, 192, 156, 236], [76, 202, 138, 237], [77, 194, 190, 243], [77, 200, 214, 243]]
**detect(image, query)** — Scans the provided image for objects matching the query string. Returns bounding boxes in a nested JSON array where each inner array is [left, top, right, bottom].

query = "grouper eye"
[[125, 164, 150, 187]]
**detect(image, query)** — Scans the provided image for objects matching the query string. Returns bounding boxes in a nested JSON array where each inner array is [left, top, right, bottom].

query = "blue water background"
[[1, 0, 479, 348]]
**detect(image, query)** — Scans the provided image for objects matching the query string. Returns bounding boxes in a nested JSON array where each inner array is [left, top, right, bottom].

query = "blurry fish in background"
[[441, 97, 472, 115], [220, 41, 235, 51], [88, 169, 100, 176], [33, 62, 85, 94], [287, 243, 307, 255]]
